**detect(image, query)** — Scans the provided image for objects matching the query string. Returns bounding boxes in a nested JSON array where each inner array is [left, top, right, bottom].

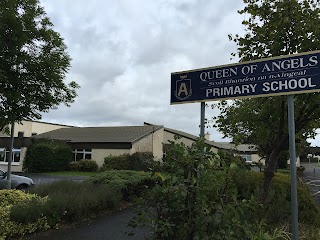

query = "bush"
[[88, 170, 157, 200], [100, 152, 154, 171], [0, 190, 49, 239], [24, 139, 72, 172], [101, 154, 131, 171], [70, 159, 99, 172], [234, 171, 320, 227], [130, 139, 320, 239], [130, 152, 154, 171], [130, 140, 274, 240]]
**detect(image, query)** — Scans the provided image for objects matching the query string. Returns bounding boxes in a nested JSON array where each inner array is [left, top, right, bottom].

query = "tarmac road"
[[300, 162, 320, 205], [15, 173, 87, 185], [24, 207, 149, 240]]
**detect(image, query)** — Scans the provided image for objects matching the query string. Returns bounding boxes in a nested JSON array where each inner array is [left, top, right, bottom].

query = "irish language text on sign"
[[170, 51, 320, 104]]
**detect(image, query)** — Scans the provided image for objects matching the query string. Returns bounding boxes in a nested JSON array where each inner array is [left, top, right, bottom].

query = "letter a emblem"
[[175, 79, 192, 100]]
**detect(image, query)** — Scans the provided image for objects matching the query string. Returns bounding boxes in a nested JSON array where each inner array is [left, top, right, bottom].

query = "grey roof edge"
[[131, 125, 164, 143], [215, 142, 258, 152], [23, 120, 75, 128]]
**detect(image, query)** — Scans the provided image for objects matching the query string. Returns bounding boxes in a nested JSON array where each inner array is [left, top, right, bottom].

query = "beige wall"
[[10, 121, 71, 137], [92, 149, 131, 167], [252, 153, 265, 165], [30, 121, 71, 136], [153, 129, 164, 160], [0, 164, 22, 172], [131, 128, 164, 160], [163, 131, 195, 147], [164, 131, 220, 154], [131, 135, 153, 154]]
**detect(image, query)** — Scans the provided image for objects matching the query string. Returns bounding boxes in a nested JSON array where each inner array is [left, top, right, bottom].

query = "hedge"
[[24, 139, 72, 172], [101, 152, 154, 171]]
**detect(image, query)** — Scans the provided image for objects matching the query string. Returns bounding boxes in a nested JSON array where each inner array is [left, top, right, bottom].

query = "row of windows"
[[0, 148, 21, 163], [0, 148, 93, 164]]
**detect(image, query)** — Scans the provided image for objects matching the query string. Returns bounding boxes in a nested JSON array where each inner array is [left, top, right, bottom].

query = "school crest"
[[175, 75, 192, 100]]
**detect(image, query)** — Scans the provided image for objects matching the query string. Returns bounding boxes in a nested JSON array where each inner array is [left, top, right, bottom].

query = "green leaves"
[[217, 0, 320, 157], [129, 139, 270, 239], [216, 0, 320, 198], [0, 0, 79, 124]]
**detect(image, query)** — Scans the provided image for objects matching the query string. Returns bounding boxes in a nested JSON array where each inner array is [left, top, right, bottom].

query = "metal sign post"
[[200, 102, 205, 137], [288, 95, 299, 240], [6, 122, 15, 189]]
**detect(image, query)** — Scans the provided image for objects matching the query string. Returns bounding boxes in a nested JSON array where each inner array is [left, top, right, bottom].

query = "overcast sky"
[[37, 0, 320, 146]]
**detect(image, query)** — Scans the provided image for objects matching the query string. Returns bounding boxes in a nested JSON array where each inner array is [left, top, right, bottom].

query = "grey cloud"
[[40, 0, 248, 142]]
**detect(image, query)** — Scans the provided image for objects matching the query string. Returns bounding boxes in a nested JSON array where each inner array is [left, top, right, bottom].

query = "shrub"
[[0, 190, 49, 239], [10, 197, 46, 223], [100, 152, 154, 171], [130, 152, 154, 171], [24, 139, 72, 172], [101, 154, 131, 171], [130, 140, 274, 239], [88, 170, 157, 200], [71, 159, 99, 172], [234, 171, 320, 227], [130, 139, 320, 239]]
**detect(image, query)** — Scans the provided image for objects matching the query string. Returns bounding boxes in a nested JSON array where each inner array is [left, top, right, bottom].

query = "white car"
[[0, 169, 34, 190]]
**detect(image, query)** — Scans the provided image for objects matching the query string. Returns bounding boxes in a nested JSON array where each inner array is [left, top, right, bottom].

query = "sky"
[[37, 0, 320, 146]]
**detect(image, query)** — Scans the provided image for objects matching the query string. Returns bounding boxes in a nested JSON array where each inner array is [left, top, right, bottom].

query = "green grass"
[[43, 171, 98, 177], [276, 168, 290, 174]]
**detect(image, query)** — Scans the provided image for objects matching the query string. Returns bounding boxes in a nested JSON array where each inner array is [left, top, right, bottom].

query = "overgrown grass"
[[26, 180, 121, 225]]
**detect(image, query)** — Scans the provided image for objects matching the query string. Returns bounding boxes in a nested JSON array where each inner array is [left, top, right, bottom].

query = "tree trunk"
[[262, 144, 283, 202]]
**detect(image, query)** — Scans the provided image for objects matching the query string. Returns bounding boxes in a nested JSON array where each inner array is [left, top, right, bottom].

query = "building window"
[[72, 149, 92, 161], [239, 154, 252, 162], [0, 148, 21, 163], [18, 132, 24, 138]]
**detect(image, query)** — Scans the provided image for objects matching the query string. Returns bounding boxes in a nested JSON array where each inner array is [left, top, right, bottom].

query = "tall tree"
[[0, 0, 78, 124], [214, 0, 320, 200], [0, 0, 79, 187]]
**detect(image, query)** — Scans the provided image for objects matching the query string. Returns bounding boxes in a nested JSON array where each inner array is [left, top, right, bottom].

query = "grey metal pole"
[[6, 122, 15, 189], [287, 95, 298, 240], [200, 102, 205, 137]]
